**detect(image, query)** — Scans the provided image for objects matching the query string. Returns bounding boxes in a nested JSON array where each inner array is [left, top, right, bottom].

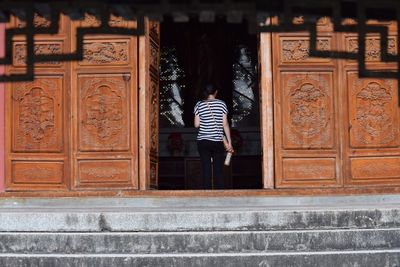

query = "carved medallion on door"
[[78, 76, 130, 152]]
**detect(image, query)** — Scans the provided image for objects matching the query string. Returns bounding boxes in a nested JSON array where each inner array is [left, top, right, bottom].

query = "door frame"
[[0, 23, 4, 192], [138, 18, 160, 190], [259, 30, 275, 189], [138, 19, 276, 190]]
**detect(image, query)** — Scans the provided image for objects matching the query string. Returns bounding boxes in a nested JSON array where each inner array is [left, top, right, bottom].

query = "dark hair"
[[202, 84, 217, 100]]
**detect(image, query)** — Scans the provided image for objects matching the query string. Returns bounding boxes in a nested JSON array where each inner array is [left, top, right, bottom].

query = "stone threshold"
[[0, 194, 400, 211]]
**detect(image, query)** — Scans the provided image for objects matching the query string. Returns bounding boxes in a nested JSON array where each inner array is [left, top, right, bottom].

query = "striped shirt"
[[194, 99, 228, 141]]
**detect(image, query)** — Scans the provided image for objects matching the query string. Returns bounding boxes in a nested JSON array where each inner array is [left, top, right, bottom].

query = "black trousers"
[[197, 140, 225, 189]]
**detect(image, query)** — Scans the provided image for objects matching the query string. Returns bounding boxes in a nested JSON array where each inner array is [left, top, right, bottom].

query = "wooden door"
[[272, 18, 342, 188], [272, 18, 400, 188], [340, 21, 400, 186], [5, 13, 140, 191], [5, 14, 71, 191], [139, 19, 160, 189], [70, 14, 139, 190]]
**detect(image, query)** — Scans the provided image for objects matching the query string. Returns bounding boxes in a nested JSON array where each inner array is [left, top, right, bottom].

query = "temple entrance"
[[157, 17, 263, 189], [4, 13, 400, 195]]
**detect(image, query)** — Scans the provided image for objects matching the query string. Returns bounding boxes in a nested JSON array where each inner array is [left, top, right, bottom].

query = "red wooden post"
[[0, 23, 5, 191]]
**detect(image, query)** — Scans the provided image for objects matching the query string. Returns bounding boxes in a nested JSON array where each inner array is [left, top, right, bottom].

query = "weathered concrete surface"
[[0, 195, 399, 232], [1, 195, 400, 266], [0, 251, 400, 267], [0, 208, 399, 232], [0, 228, 400, 254], [2, 194, 400, 210]]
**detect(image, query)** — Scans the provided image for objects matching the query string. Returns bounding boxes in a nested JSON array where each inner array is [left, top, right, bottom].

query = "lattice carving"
[[150, 79, 159, 155]]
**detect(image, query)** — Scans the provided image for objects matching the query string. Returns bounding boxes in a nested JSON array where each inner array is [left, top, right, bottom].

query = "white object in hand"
[[224, 152, 232, 166]]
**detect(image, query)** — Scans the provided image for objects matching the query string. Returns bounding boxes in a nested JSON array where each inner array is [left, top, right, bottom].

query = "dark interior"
[[158, 17, 263, 190]]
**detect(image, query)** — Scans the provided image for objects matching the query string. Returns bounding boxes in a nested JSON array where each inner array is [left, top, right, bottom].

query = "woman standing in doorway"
[[194, 84, 234, 189]]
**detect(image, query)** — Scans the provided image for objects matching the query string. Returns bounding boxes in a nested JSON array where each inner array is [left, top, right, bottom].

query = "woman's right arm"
[[223, 114, 234, 153]]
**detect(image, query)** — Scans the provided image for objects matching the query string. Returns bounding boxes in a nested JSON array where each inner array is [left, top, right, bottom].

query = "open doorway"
[[157, 17, 262, 190]]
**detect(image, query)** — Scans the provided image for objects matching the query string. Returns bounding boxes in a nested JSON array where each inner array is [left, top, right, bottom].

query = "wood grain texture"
[[70, 18, 138, 190], [0, 23, 5, 191], [272, 28, 341, 189], [11, 161, 64, 185], [340, 23, 400, 186], [350, 157, 400, 180], [138, 19, 160, 190], [5, 15, 70, 191], [1, 186, 400, 197], [259, 29, 274, 189], [5, 15, 139, 191], [3, 15, 400, 194]]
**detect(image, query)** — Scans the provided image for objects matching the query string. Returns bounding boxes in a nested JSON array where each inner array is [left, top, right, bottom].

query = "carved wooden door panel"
[[139, 19, 160, 189], [341, 21, 400, 186], [273, 18, 400, 188], [5, 13, 156, 192], [272, 18, 343, 188], [5, 14, 70, 190], [70, 14, 139, 190]]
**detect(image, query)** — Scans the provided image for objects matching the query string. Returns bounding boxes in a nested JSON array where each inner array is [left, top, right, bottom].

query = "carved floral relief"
[[33, 13, 52, 27], [81, 166, 122, 179], [16, 13, 52, 28], [14, 43, 62, 66], [12, 162, 64, 184], [82, 41, 128, 65], [13, 78, 62, 152], [79, 77, 129, 151], [15, 166, 55, 181], [350, 78, 398, 146], [108, 14, 131, 27], [19, 87, 55, 142], [81, 13, 101, 27], [77, 160, 131, 186], [281, 39, 331, 62], [347, 37, 397, 61], [283, 74, 333, 148]]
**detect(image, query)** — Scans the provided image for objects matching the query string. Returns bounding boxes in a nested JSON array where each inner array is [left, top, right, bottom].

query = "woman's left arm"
[[223, 114, 234, 152]]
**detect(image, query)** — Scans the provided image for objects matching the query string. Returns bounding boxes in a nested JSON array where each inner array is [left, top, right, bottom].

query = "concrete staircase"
[[0, 195, 400, 266]]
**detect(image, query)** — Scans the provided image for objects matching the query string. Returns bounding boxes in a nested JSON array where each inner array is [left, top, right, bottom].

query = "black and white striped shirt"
[[194, 99, 228, 142]]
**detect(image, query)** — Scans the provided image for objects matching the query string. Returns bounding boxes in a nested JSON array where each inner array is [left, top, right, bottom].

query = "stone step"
[[1, 250, 400, 267], [1, 195, 400, 232], [0, 207, 399, 232], [1, 228, 399, 254]]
